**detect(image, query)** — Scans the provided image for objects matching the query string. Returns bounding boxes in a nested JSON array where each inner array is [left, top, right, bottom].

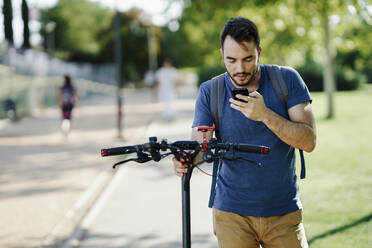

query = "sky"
[[0, 0, 183, 47]]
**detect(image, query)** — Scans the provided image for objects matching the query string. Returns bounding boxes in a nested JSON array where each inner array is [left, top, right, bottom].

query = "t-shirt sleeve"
[[191, 81, 214, 128], [284, 67, 312, 109]]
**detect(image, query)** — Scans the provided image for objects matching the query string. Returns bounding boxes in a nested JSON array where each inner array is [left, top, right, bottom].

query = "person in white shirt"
[[155, 59, 178, 121]]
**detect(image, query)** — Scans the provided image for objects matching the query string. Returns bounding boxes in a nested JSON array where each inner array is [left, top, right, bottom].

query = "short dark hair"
[[162, 58, 172, 65], [220, 17, 260, 50], [64, 74, 72, 87]]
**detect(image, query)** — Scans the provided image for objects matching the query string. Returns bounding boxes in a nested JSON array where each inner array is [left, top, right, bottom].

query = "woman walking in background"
[[57, 75, 78, 137]]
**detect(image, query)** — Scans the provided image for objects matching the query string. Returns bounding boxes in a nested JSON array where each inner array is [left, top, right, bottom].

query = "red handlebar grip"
[[101, 149, 110, 157], [261, 147, 270, 154], [197, 124, 215, 132]]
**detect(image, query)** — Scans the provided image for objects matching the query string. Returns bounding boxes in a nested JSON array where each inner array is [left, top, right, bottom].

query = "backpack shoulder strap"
[[266, 64, 288, 107], [266, 65, 306, 179], [208, 73, 225, 208], [210, 73, 225, 140]]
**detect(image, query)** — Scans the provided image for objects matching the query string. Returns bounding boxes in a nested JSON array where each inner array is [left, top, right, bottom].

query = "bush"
[[197, 64, 225, 87], [197, 61, 363, 91], [335, 67, 362, 91], [335, 50, 371, 85], [296, 62, 362, 92], [296, 62, 323, 91], [363, 67, 372, 84]]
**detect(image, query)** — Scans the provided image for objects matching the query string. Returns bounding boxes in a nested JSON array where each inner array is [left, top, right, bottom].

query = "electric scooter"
[[101, 125, 270, 248]]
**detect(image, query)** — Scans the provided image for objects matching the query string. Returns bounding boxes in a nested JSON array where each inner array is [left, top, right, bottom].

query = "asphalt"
[[0, 89, 156, 248], [0, 74, 218, 248], [66, 97, 218, 248]]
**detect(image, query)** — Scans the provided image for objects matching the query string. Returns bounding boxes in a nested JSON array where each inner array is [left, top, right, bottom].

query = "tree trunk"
[[22, 0, 31, 49], [2, 0, 14, 45], [322, 2, 336, 119]]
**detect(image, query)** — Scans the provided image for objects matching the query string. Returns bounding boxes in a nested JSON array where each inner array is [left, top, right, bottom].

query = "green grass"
[[297, 86, 372, 247]]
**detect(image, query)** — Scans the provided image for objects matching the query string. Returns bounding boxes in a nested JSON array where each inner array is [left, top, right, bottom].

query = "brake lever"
[[160, 152, 173, 159], [113, 151, 152, 168], [113, 158, 137, 168], [235, 157, 261, 167]]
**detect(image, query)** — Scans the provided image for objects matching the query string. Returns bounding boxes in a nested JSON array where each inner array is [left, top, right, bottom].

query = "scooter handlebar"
[[101, 146, 137, 157]]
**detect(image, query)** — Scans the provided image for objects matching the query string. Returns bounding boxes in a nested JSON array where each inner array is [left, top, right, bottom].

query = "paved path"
[[72, 99, 218, 248], [0, 73, 218, 248], [0, 89, 160, 248]]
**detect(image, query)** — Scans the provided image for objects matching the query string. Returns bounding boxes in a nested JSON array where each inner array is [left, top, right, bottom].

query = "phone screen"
[[232, 88, 249, 102]]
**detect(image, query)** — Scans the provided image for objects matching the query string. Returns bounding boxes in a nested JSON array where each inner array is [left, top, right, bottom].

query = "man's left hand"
[[229, 91, 268, 122]]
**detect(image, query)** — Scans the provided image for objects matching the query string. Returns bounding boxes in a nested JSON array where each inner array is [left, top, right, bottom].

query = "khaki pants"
[[213, 208, 308, 248]]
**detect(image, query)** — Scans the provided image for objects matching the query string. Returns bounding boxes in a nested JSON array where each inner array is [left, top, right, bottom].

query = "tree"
[[286, 0, 339, 119], [97, 8, 151, 83], [40, 0, 113, 60], [2, 0, 14, 45], [22, 0, 31, 49], [170, 0, 371, 118], [40, 1, 159, 83], [320, 1, 336, 119], [291, 0, 370, 118]]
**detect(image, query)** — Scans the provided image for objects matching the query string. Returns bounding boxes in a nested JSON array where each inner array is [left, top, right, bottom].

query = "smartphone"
[[232, 88, 250, 102]]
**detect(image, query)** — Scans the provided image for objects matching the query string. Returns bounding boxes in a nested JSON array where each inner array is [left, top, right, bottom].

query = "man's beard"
[[227, 65, 259, 87]]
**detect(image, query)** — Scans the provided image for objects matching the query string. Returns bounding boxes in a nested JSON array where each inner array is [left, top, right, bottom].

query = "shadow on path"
[[78, 231, 215, 248]]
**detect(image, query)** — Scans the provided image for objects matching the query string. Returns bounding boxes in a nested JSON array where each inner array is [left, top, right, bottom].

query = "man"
[[173, 17, 316, 248], [155, 59, 178, 121]]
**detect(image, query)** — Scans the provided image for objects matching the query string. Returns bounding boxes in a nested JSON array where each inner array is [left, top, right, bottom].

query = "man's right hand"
[[172, 157, 188, 177], [173, 127, 213, 177]]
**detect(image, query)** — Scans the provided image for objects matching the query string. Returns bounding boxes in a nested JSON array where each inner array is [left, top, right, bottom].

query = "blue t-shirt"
[[192, 64, 312, 217]]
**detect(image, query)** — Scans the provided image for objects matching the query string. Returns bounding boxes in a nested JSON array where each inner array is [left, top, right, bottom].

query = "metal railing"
[[1, 46, 117, 85], [0, 64, 117, 120]]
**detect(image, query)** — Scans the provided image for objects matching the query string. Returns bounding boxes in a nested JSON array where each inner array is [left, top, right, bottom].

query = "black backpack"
[[207, 64, 306, 208]]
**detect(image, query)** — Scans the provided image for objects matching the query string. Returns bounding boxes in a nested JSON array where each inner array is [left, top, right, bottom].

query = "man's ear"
[[257, 47, 262, 63], [220, 48, 223, 58]]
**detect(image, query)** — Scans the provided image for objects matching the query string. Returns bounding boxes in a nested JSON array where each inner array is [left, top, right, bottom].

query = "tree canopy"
[[170, 0, 371, 70], [40, 0, 113, 60], [38, 0, 371, 87]]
